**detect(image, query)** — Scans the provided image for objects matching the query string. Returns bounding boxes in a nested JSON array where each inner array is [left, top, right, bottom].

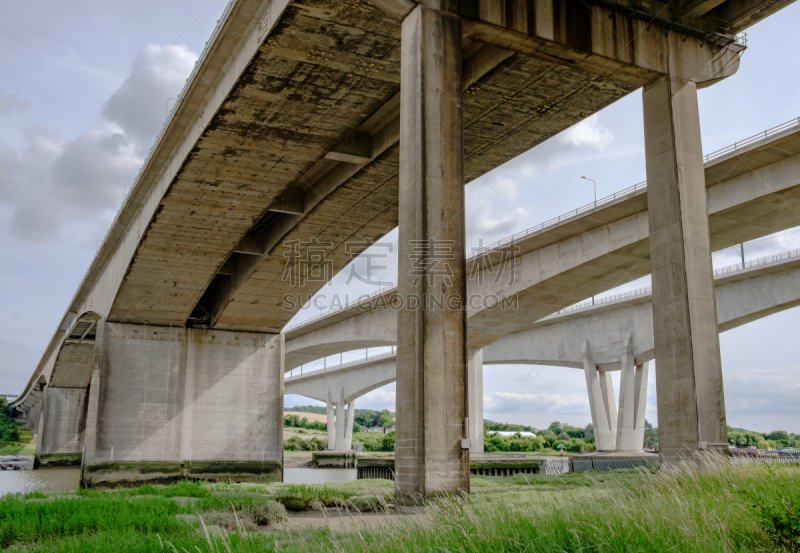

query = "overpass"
[[8, 0, 793, 495], [285, 247, 800, 452], [284, 119, 800, 369]]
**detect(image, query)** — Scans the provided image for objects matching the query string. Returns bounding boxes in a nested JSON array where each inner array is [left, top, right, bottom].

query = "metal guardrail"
[[703, 116, 800, 164], [286, 349, 396, 382], [714, 247, 800, 277], [549, 247, 800, 318]]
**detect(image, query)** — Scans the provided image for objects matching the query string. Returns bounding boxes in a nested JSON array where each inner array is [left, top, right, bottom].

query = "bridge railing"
[[713, 247, 800, 278], [703, 116, 800, 164], [549, 247, 800, 319], [286, 348, 396, 382]]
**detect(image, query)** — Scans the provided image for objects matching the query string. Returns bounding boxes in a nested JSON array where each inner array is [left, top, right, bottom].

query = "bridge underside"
[[109, 0, 731, 333]]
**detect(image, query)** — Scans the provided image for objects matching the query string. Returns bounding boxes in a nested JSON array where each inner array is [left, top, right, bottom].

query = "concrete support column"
[[468, 348, 484, 453], [582, 340, 617, 451], [396, 2, 469, 504], [616, 335, 649, 451], [326, 389, 336, 450], [343, 399, 356, 450], [335, 387, 346, 450], [643, 76, 727, 462], [82, 321, 283, 486], [35, 386, 88, 468]]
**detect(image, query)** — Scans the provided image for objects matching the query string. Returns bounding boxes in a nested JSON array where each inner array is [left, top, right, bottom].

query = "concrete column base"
[[82, 460, 282, 488], [82, 322, 284, 487], [35, 386, 88, 469]]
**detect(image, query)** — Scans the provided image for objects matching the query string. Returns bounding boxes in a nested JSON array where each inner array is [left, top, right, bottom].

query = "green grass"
[[0, 462, 797, 552], [0, 428, 35, 456]]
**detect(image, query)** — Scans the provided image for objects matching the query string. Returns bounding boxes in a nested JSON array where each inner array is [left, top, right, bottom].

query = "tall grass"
[[227, 460, 797, 552], [1, 461, 796, 552]]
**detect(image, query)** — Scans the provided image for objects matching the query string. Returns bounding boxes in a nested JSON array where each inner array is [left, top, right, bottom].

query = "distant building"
[[488, 431, 536, 438], [365, 426, 384, 434]]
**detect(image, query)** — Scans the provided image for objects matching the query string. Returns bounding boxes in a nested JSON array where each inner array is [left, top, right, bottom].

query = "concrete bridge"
[[284, 120, 800, 369], [285, 246, 800, 452], [7, 0, 795, 498]]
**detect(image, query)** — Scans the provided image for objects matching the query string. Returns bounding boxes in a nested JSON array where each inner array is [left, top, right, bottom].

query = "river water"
[[0, 469, 81, 497], [0, 468, 357, 497]]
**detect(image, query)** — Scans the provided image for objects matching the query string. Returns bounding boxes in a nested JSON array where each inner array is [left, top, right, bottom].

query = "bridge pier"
[[395, 2, 469, 504], [81, 321, 283, 487], [468, 348, 484, 454], [643, 76, 728, 463], [615, 335, 649, 452], [34, 386, 88, 468], [582, 340, 618, 451]]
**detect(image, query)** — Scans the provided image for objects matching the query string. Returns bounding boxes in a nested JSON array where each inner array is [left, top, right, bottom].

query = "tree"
[[557, 432, 571, 441], [379, 409, 395, 427], [766, 430, 789, 442], [584, 423, 595, 442], [548, 421, 563, 435], [644, 419, 658, 450], [381, 431, 395, 451]]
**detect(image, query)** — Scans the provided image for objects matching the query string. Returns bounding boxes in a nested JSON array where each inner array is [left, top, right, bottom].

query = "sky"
[[1, 1, 798, 435]]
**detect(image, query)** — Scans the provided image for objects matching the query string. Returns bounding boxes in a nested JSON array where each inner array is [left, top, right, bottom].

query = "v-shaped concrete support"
[[583, 340, 617, 451]]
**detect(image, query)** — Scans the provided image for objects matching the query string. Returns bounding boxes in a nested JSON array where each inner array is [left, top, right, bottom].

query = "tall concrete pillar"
[[582, 340, 617, 451], [468, 348, 484, 453], [643, 76, 727, 462], [616, 335, 649, 451], [35, 386, 88, 468], [395, 2, 469, 504], [82, 321, 283, 486], [335, 387, 346, 450], [326, 389, 336, 449], [343, 399, 356, 450]]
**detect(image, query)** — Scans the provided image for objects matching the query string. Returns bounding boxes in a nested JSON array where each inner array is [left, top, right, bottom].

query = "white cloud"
[[485, 391, 589, 415], [0, 44, 198, 241], [563, 115, 614, 148], [0, 88, 29, 113], [466, 175, 529, 244], [356, 386, 396, 410], [724, 367, 800, 416]]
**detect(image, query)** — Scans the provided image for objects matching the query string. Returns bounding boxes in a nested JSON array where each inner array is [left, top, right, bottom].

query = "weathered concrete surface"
[[34, 387, 87, 468], [14, 0, 785, 413], [643, 75, 726, 462], [82, 322, 283, 486], [395, 3, 469, 503]]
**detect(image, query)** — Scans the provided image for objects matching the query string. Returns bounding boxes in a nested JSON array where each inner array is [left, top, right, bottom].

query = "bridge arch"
[[48, 311, 102, 389]]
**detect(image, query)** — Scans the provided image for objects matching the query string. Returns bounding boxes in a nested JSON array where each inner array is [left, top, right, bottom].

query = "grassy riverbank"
[[0, 428, 35, 456], [0, 462, 797, 552]]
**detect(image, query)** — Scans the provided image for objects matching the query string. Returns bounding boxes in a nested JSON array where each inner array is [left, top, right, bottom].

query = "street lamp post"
[[581, 176, 597, 208]]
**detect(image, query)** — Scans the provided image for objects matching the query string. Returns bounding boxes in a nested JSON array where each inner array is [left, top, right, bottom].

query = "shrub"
[[346, 495, 383, 512], [753, 470, 800, 550]]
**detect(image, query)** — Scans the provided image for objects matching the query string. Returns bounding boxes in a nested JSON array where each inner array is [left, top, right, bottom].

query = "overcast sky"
[[1, 1, 798, 434]]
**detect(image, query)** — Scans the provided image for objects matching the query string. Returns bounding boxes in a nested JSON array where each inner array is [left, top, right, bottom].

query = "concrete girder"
[[284, 132, 800, 367], [459, 0, 742, 86], [285, 248, 800, 402]]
